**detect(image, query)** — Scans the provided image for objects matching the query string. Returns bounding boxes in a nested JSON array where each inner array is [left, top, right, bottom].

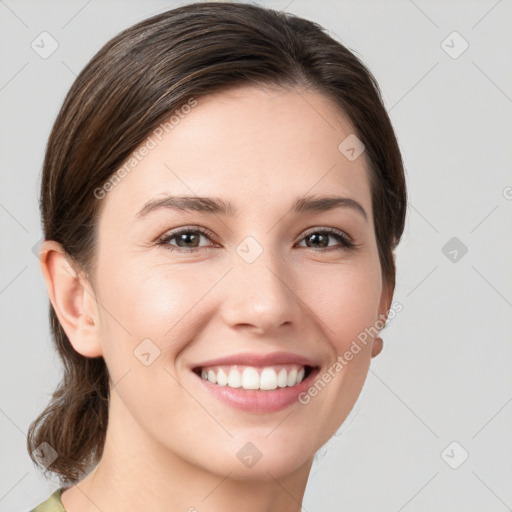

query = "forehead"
[[99, 85, 372, 224]]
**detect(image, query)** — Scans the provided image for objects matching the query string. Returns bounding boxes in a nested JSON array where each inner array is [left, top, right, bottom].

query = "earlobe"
[[371, 336, 383, 357], [39, 240, 103, 358]]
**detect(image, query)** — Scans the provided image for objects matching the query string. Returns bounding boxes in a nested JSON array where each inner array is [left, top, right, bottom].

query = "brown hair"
[[27, 1, 407, 484]]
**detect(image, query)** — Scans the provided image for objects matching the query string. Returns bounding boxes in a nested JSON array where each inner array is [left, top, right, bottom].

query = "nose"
[[219, 245, 303, 336]]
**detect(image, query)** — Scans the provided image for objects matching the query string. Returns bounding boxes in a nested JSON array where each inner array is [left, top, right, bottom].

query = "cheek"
[[94, 255, 221, 369], [97, 249, 188, 332], [93, 260, 205, 420], [297, 256, 382, 431], [308, 254, 383, 350]]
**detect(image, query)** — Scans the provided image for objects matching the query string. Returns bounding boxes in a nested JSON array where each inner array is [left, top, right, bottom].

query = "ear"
[[377, 281, 393, 324], [371, 281, 393, 358], [39, 240, 103, 358]]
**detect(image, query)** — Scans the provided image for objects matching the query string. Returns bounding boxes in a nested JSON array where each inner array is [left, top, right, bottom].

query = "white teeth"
[[242, 367, 260, 390], [217, 368, 228, 386], [260, 368, 278, 390], [228, 367, 242, 388], [277, 368, 287, 388], [286, 368, 297, 387], [199, 365, 308, 390]]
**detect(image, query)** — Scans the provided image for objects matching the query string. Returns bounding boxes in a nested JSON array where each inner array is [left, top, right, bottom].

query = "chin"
[[196, 432, 318, 481]]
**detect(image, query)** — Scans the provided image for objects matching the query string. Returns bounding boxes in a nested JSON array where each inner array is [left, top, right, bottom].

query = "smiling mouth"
[[192, 364, 315, 391]]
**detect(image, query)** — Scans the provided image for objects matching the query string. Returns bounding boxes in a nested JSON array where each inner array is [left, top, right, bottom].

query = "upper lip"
[[192, 351, 319, 369]]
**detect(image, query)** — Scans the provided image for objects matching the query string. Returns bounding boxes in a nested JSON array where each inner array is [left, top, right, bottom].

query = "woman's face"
[[91, 85, 390, 480]]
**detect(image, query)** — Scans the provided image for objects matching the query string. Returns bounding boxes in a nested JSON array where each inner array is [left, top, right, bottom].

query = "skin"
[[40, 85, 391, 512]]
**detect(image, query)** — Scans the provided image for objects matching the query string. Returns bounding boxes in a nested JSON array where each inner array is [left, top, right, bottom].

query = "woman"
[[28, 2, 407, 510]]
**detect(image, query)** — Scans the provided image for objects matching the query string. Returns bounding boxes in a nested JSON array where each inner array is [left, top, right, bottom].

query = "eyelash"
[[156, 226, 359, 253]]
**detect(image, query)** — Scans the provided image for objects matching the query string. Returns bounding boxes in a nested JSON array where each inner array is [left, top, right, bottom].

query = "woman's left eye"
[[157, 227, 356, 252], [297, 229, 355, 251]]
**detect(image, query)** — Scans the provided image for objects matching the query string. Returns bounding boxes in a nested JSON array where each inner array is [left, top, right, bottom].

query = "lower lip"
[[194, 369, 319, 413]]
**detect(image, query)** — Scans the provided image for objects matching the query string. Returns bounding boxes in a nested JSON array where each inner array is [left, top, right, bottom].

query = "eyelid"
[[298, 226, 353, 244], [156, 225, 217, 246]]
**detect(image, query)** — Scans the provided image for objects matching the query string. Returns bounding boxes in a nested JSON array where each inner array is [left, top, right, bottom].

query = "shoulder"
[[29, 488, 67, 512]]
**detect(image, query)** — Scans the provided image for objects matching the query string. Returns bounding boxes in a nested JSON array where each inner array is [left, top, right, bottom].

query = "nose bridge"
[[220, 236, 300, 332]]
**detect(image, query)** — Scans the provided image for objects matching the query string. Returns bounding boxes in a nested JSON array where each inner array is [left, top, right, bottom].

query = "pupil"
[[308, 233, 327, 248], [178, 233, 199, 247]]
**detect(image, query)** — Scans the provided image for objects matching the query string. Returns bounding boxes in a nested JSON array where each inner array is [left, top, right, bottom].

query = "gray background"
[[1, 0, 511, 510]]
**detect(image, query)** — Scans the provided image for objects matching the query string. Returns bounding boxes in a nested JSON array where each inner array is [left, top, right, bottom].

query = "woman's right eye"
[[157, 228, 215, 252]]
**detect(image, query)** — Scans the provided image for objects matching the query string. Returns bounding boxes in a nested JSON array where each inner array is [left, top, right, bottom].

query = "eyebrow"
[[136, 194, 368, 221]]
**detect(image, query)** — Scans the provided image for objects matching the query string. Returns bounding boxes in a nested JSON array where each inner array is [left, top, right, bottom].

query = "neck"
[[61, 389, 313, 512]]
